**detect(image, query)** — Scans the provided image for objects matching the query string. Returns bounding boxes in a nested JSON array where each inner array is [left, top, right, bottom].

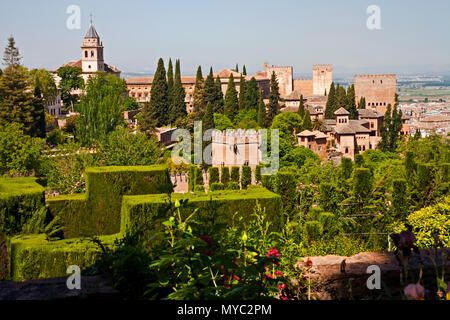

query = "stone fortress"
[[354, 74, 397, 115]]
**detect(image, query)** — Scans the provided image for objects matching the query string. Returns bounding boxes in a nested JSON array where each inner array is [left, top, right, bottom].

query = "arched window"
[[85, 51, 88, 58]]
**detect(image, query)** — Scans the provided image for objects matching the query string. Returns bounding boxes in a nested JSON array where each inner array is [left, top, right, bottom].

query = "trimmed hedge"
[[208, 167, 219, 186], [255, 165, 262, 183], [47, 165, 172, 237], [0, 177, 45, 236], [231, 166, 240, 184], [120, 187, 282, 243], [8, 233, 120, 281], [227, 182, 240, 190], [210, 183, 224, 192], [221, 167, 230, 188], [241, 166, 252, 189]]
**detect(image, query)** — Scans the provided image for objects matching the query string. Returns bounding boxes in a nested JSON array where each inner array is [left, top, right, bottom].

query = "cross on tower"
[[90, 14, 93, 24]]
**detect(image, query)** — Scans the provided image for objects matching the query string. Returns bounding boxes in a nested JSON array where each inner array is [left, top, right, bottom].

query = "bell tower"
[[81, 18, 104, 75]]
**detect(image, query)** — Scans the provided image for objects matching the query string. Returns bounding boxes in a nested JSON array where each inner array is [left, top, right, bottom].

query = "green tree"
[[266, 71, 280, 125], [238, 75, 247, 111], [245, 77, 259, 110], [166, 58, 174, 104], [203, 68, 216, 110], [221, 166, 230, 187], [335, 84, 347, 111], [297, 94, 305, 119], [242, 65, 247, 76], [325, 82, 336, 119], [346, 84, 357, 119], [193, 66, 204, 115], [214, 75, 224, 114], [31, 80, 46, 138], [391, 179, 408, 220], [224, 73, 238, 120], [302, 110, 312, 131], [202, 102, 214, 132], [148, 58, 169, 127], [3, 36, 21, 67], [357, 97, 366, 109], [29, 69, 57, 103], [213, 113, 235, 130], [56, 66, 84, 112], [257, 90, 267, 128], [75, 72, 126, 146], [241, 166, 252, 189], [169, 59, 187, 124], [208, 167, 219, 187]]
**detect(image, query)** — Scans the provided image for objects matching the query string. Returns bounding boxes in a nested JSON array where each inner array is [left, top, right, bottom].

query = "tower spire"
[[90, 13, 93, 24]]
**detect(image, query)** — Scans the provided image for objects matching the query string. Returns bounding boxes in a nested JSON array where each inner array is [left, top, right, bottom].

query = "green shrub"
[[255, 165, 262, 183], [304, 221, 323, 241], [208, 167, 219, 186], [353, 168, 372, 204], [120, 188, 282, 244], [0, 177, 45, 236], [274, 171, 297, 214], [231, 166, 240, 184], [210, 183, 225, 192], [341, 157, 353, 180], [391, 179, 408, 220], [194, 185, 205, 192], [227, 182, 240, 190], [261, 175, 274, 192], [0, 232, 7, 281], [220, 167, 230, 187], [48, 165, 172, 237], [319, 183, 338, 213], [241, 166, 252, 189], [195, 167, 204, 187], [8, 233, 120, 281], [354, 154, 364, 168]]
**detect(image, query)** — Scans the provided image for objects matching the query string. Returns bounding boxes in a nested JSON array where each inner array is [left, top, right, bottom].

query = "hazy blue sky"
[[1, 0, 449, 77]]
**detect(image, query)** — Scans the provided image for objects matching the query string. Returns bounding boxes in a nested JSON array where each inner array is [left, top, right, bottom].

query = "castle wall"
[[264, 63, 293, 97], [354, 74, 396, 115], [293, 79, 313, 96], [313, 65, 332, 96]]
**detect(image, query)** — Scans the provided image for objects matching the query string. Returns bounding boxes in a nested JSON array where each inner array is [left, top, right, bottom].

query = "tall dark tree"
[[202, 102, 214, 132], [214, 75, 224, 114], [203, 67, 216, 110], [346, 84, 357, 119], [245, 77, 259, 110], [3, 36, 21, 68], [357, 97, 366, 109], [379, 95, 403, 152], [257, 90, 267, 128], [266, 71, 280, 125], [238, 74, 247, 111], [0, 38, 43, 137], [378, 104, 392, 152], [146, 58, 168, 127], [193, 66, 204, 115], [169, 59, 187, 124], [166, 58, 174, 103], [31, 79, 46, 138], [297, 94, 305, 119], [235, 63, 239, 73], [335, 84, 347, 111], [325, 82, 336, 119], [224, 73, 238, 121], [302, 110, 313, 131], [242, 65, 247, 76]]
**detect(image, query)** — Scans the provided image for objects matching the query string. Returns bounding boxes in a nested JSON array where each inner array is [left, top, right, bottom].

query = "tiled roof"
[[284, 90, 303, 100], [62, 60, 82, 68], [421, 115, 450, 122], [312, 130, 327, 139], [126, 76, 197, 84], [334, 107, 350, 115], [297, 130, 315, 136], [334, 126, 355, 134], [357, 108, 383, 118]]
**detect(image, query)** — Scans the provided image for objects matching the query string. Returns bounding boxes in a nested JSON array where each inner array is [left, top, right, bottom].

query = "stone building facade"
[[354, 74, 396, 115], [312, 65, 333, 96], [211, 129, 262, 168]]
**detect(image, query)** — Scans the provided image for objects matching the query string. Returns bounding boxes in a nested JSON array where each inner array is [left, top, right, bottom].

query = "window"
[[85, 51, 88, 58], [345, 147, 349, 153], [91, 50, 94, 57], [88, 65, 91, 69]]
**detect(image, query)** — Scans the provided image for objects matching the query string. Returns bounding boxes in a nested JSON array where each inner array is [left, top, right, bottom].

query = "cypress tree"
[[167, 58, 174, 103], [325, 82, 336, 119], [257, 90, 267, 128], [335, 84, 347, 111], [202, 102, 214, 132], [245, 77, 259, 110], [235, 63, 239, 73], [148, 58, 168, 126], [221, 166, 230, 187], [346, 84, 357, 119], [357, 97, 366, 109], [238, 74, 247, 111], [378, 104, 392, 152], [297, 94, 305, 119], [224, 73, 238, 121], [302, 110, 312, 131], [203, 67, 216, 110], [193, 66, 204, 115], [31, 79, 46, 138], [169, 59, 187, 124], [242, 65, 247, 76], [214, 75, 224, 114], [266, 71, 280, 125]]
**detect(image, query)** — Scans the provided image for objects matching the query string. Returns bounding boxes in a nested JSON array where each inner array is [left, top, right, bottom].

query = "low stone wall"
[[297, 248, 450, 300]]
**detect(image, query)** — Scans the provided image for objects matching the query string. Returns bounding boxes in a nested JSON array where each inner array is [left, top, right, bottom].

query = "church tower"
[[81, 23, 104, 75]]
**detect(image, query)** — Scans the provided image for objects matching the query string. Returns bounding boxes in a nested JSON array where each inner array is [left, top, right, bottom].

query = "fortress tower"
[[263, 62, 293, 96], [312, 65, 332, 96], [354, 74, 397, 115]]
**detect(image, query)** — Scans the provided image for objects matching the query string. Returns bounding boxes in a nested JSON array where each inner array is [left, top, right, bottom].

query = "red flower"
[[265, 274, 274, 279], [203, 250, 214, 256], [281, 296, 288, 300], [200, 235, 214, 246], [277, 283, 286, 290], [305, 259, 313, 267], [274, 271, 283, 276], [267, 248, 280, 258], [233, 274, 240, 281]]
